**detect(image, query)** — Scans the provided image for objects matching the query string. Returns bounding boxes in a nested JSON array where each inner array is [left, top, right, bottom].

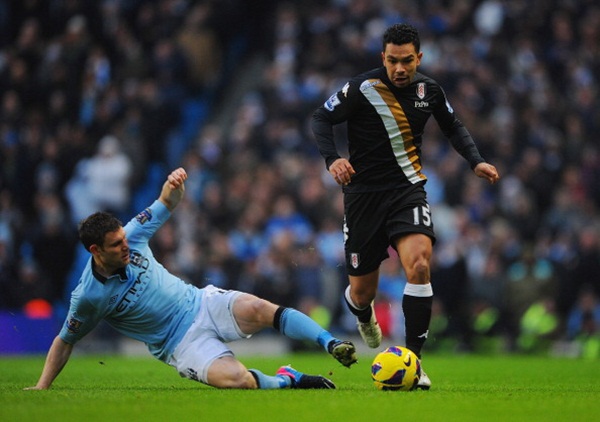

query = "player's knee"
[[208, 362, 257, 389], [220, 371, 256, 389], [409, 258, 430, 283], [349, 277, 378, 307], [247, 297, 277, 324], [353, 291, 374, 308], [235, 294, 277, 325]]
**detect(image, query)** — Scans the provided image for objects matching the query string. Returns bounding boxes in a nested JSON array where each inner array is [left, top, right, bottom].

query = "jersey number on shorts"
[[412, 205, 432, 226]]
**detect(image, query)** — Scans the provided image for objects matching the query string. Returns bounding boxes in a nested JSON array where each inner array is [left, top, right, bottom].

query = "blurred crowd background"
[[1, 0, 600, 357]]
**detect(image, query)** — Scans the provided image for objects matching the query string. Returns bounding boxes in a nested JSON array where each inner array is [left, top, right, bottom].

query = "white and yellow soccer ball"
[[371, 346, 421, 391]]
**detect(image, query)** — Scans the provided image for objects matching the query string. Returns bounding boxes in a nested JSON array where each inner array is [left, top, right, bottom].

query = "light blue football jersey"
[[59, 200, 202, 361]]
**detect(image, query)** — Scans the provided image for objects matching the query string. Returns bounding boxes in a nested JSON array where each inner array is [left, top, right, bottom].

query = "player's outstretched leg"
[[273, 306, 357, 367], [327, 340, 357, 367], [276, 366, 336, 389]]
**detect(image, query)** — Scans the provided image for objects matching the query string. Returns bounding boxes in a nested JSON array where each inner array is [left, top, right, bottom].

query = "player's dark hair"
[[382, 23, 420, 52], [78, 211, 123, 251]]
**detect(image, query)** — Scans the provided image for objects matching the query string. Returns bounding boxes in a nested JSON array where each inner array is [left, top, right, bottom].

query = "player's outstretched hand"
[[474, 162, 500, 185], [167, 167, 188, 190], [160, 167, 188, 211]]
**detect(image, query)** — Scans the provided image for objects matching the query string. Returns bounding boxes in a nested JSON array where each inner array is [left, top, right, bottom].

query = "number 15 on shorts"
[[412, 205, 431, 226]]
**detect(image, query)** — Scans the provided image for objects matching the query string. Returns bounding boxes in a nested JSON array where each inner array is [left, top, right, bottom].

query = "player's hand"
[[474, 162, 500, 184], [329, 158, 355, 186], [167, 167, 187, 190], [160, 167, 188, 211]]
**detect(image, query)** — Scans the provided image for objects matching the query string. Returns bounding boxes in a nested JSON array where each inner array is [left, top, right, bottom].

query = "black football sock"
[[344, 285, 372, 323], [403, 283, 433, 358]]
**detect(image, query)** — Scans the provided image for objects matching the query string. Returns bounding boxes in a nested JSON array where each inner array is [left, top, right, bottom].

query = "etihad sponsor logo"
[[115, 275, 144, 312], [116, 252, 149, 313]]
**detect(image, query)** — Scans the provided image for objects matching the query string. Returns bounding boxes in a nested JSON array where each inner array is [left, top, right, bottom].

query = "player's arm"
[[433, 87, 500, 185], [445, 123, 499, 183], [24, 336, 73, 390], [445, 124, 500, 184], [311, 107, 342, 170], [312, 109, 356, 186], [158, 167, 188, 211], [312, 85, 358, 185]]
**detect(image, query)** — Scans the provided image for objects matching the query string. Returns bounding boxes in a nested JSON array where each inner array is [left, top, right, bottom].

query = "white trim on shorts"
[[167, 285, 250, 384]]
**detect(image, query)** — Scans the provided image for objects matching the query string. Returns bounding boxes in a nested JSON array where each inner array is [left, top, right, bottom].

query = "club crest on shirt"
[[416, 82, 426, 99], [135, 208, 152, 224], [350, 253, 360, 269], [130, 250, 149, 269]]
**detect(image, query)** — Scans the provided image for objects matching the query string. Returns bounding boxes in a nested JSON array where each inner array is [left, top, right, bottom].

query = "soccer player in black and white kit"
[[311, 23, 500, 389]]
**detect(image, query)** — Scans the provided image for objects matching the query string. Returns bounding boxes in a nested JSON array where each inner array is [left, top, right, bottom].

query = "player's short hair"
[[382, 23, 420, 53], [78, 211, 123, 251]]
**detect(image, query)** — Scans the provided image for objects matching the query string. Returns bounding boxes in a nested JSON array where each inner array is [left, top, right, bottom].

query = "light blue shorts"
[[167, 285, 251, 384]]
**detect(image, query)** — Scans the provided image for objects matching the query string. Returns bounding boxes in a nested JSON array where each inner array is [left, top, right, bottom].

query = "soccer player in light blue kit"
[[26, 168, 356, 390]]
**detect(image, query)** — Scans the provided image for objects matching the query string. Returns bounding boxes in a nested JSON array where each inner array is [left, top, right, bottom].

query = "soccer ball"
[[371, 346, 421, 391]]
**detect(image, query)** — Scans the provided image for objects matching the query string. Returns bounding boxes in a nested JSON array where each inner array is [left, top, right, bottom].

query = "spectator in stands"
[[566, 286, 600, 342], [1, 0, 600, 356], [65, 134, 133, 224]]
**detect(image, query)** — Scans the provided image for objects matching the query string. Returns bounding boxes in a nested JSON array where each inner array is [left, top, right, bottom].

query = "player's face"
[[382, 42, 422, 88], [97, 227, 130, 271]]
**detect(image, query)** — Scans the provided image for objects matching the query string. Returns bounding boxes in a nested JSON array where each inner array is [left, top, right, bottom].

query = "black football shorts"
[[343, 183, 436, 276]]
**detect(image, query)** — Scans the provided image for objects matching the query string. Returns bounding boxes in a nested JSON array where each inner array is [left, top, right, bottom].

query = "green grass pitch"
[[1, 352, 599, 422]]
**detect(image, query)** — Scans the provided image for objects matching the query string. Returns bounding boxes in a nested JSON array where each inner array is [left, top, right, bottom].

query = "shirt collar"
[[91, 258, 128, 284]]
